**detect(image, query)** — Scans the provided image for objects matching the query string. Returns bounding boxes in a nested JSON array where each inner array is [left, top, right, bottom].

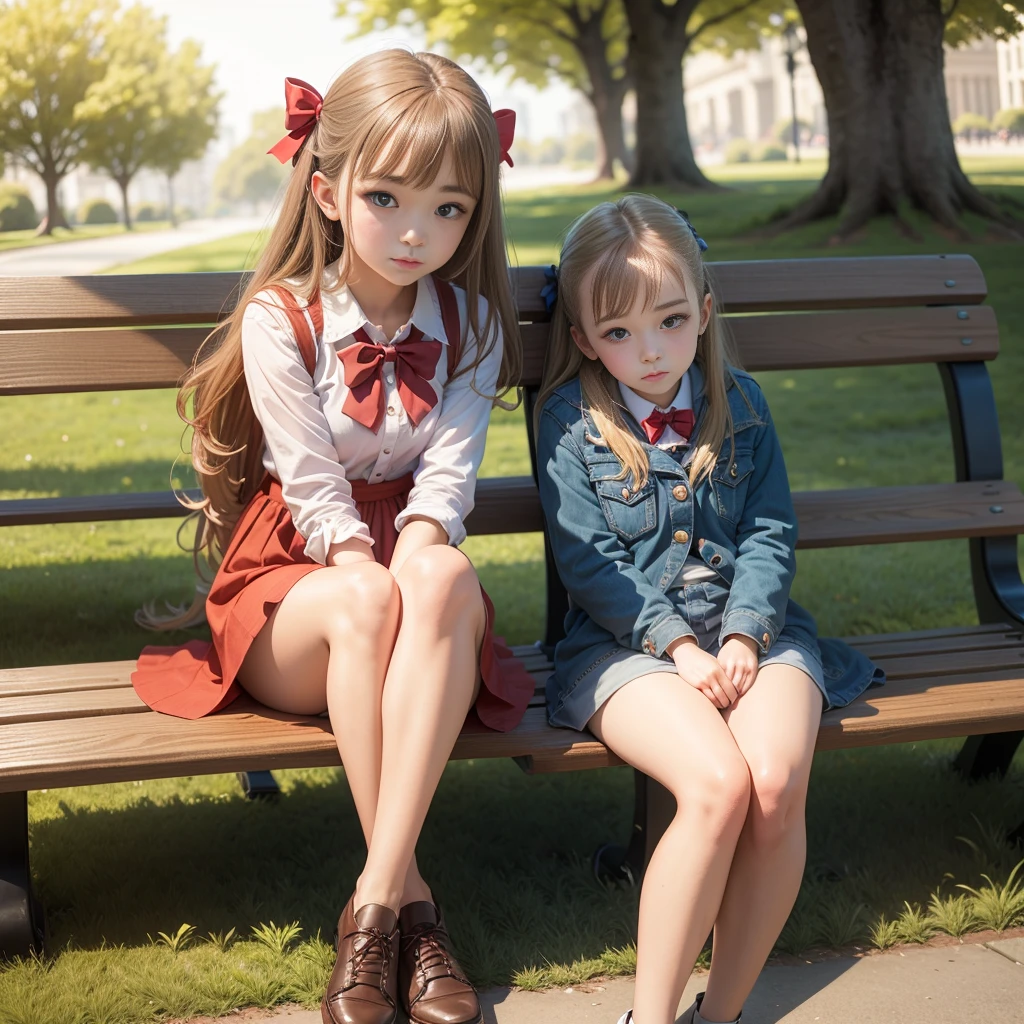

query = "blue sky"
[[145, 0, 577, 150]]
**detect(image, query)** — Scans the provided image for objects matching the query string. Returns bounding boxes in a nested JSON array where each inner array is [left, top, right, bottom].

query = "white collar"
[[318, 262, 449, 346], [618, 372, 693, 425]]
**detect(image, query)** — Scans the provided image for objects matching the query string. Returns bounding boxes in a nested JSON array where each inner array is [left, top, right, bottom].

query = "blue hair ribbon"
[[540, 264, 559, 314], [675, 208, 708, 252]]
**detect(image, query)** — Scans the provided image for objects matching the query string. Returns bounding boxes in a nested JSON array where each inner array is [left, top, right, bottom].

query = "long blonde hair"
[[139, 49, 520, 630], [537, 194, 738, 491]]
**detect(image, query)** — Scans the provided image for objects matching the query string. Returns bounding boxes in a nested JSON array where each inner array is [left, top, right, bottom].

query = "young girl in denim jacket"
[[535, 194, 882, 1024]]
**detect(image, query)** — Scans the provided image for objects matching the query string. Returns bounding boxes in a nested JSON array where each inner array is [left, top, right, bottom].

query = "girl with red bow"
[[133, 49, 531, 1024], [535, 195, 882, 1024]]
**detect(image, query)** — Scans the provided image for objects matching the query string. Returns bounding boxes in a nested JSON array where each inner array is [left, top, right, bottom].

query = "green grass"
[[2, 156, 1024, 1020], [0, 221, 173, 253]]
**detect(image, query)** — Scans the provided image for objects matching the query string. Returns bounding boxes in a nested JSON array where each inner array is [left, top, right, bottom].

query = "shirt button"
[[672, 485, 688, 501], [383, 447, 391, 454], [374, 471, 382, 477], [387, 406, 395, 415], [386, 375, 394, 384], [673, 530, 689, 544]]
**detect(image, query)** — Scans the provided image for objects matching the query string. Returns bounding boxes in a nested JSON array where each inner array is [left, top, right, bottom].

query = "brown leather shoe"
[[398, 901, 481, 1024], [321, 897, 400, 1024]]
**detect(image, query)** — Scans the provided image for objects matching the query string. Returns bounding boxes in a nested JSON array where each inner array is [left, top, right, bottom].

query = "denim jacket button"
[[710, 554, 722, 566], [673, 529, 689, 544], [672, 484, 688, 501], [762, 632, 770, 647]]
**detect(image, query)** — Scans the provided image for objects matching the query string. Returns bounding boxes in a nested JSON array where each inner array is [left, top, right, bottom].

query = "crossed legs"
[[588, 664, 821, 1024], [237, 544, 486, 914]]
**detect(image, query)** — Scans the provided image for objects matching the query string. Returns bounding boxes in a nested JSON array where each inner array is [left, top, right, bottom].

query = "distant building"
[[999, 36, 1024, 109], [683, 30, 1019, 153]]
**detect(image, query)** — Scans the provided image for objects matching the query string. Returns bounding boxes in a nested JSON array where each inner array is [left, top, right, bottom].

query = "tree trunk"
[[35, 169, 70, 235], [117, 178, 133, 231], [622, 0, 716, 189], [574, 14, 633, 180], [166, 174, 178, 228], [788, 0, 1020, 238]]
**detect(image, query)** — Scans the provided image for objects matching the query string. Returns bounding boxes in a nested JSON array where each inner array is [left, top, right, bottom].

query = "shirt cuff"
[[395, 501, 465, 546], [302, 516, 374, 565], [719, 611, 777, 654], [641, 613, 696, 658]]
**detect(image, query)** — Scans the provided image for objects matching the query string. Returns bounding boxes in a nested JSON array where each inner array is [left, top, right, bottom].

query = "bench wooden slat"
[[793, 480, 1024, 547], [0, 476, 546, 534], [1, 306, 998, 397], [0, 257, 985, 334], [1, 626, 1022, 788], [4, 481, 1021, 552]]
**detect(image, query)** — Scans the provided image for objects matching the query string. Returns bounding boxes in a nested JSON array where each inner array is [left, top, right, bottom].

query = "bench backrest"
[[2, 255, 1019, 639]]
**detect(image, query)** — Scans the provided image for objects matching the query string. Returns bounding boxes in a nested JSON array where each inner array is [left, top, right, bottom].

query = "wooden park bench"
[[2, 255, 1023, 957]]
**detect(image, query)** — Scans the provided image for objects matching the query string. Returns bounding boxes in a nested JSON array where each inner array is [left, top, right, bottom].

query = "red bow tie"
[[641, 406, 695, 445], [337, 326, 442, 432]]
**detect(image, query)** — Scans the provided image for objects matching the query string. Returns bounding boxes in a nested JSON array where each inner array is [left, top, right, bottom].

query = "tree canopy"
[[0, 0, 113, 231]]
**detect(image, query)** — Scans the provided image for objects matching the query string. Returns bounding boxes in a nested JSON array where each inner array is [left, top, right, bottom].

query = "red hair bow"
[[494, 108, 516, 167], [268, 78, 516, 169], [267, 78, 324, 165]]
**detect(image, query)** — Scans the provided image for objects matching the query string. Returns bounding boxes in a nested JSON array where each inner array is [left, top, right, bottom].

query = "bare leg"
[[698, 665, 821, 1023], [588, 673, 751, 1024], [355, 545, 485, 912], [237, 562, 401, 854]]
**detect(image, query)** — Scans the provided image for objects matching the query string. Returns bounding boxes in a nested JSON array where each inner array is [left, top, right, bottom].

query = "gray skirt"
[[547, 580, 826, 733]]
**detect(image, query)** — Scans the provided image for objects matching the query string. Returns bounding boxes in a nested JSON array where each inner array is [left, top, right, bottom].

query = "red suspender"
[[433, 277, 462, 378], [268, 285, 322, 377]]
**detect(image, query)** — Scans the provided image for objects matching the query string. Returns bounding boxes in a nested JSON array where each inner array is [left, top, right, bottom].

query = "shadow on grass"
[[32, 761, 640, 988], [0, 459, 195, 498]]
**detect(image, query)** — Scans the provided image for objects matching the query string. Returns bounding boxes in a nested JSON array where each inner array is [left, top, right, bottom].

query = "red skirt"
[[132, 473, 535, 731]]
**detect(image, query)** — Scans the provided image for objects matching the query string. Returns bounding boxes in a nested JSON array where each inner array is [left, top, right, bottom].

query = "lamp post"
[[783, 21, 800, 162]]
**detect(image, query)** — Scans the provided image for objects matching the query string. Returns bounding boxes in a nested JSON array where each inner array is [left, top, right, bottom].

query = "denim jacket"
[[536, 365, 884, 711]]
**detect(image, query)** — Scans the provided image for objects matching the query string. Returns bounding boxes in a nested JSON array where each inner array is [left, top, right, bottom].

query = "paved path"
[[211, 936, 1024, 1024], [0, 217, 264, 277]]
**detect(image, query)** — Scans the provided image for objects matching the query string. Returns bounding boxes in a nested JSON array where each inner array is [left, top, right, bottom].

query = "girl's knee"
[[320, 562, 399, 639], [670, 749, 751, 836], [399, 545, 480, 607], [747, 761, 809, 848]]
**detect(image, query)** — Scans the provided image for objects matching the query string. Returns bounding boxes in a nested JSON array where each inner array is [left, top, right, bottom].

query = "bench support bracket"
[[237, 771, 281, 800], [0, 791, 44, 959], [593, 771, 675, 887], [939, 361, 1024, 781]]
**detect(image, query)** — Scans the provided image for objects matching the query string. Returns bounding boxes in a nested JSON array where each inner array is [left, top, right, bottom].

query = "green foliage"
[[0, 0, 113, 227], [133, 202, 164, 222], [926, 891, 977, 937], [953, 112, 992, 137], [200, 926, 237, 952], [724, 137, 752, 163], [0, 184, 38, 232], [150, 922, 197, 952], [772, 117, 813, 146], [957, 859, 1024, 931], [868, 913, 902, 950], [944, 0, 1024, 46], [212, 108, 289, 211], [78, 197, 119, 224], [993, 107, 1024, 136], [566, 131, 598, 162], [894, 901, 934, 943], [754, 142, 787, 162], [250, 920, 303, 956]]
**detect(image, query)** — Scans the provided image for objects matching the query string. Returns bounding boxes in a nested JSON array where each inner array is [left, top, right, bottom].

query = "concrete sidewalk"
[[0, 216, 263, 276], [216, 936, 1024, 1024]]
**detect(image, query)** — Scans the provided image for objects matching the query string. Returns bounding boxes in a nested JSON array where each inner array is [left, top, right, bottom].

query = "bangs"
[[357, 90, 485, 196], [588, 237, 690, 326]]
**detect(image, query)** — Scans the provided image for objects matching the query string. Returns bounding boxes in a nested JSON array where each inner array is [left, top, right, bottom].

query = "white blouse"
[[240, 262, 503, 564]]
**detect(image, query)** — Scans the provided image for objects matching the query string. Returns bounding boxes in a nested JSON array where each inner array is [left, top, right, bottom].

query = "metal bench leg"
[[0, 791, 44, 959], [594, 770, 676, 886], [236, 770, 281, 800]]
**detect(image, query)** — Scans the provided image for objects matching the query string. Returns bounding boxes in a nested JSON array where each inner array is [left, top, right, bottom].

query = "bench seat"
[[1, 623, 1021, 790]]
